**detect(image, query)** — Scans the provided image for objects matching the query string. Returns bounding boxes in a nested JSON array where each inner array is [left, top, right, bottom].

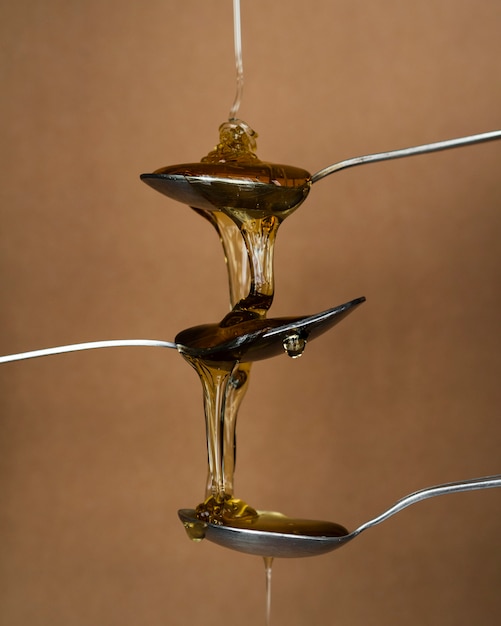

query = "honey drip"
[[201, 120, 310, 316], [264, 556, 273, 626], [192, 208, 251, 308], [182, 355, 257, 525]]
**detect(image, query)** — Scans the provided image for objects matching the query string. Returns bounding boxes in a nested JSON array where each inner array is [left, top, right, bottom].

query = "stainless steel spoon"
[[141, 130, 501, 210], [175, 296, 364, 362], [178, 474, 501, 558], [0, 297, 364, 364]]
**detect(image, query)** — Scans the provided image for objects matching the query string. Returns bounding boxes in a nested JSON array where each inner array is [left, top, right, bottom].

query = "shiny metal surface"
[[140, 162, 311, 215], [141, 131, 501, 212], [175, 296, 365, 362], [179, 474, 501, 558], [311, 130, 501, 183], [0, 298, 364, 365], [0, 339, 178, 364]]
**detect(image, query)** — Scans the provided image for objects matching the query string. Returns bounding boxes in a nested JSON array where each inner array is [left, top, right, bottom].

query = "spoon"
[[178, 474, 501, 558], [0, 297, 364, 366], [141, 131, 501, 210], [140, 159, 311, 217], [175, 296, 365, 362]]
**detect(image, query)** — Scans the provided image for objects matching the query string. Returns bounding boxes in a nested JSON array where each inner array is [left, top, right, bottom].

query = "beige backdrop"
[[1, 1, 500, 625]]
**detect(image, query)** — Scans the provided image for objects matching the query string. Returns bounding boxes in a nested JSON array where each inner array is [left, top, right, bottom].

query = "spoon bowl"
[[141, 161, 311, 217], [178, 508, 351, 558], [175, 296, 365, 363]]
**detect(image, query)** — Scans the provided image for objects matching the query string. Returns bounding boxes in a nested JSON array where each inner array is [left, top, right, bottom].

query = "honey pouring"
[[1, 2, 501, 624], [2, 1, 500, 556]]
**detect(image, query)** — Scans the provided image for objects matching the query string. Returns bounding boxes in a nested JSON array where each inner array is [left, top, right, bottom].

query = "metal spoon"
[[175, 296, 365, 362], [0, 297, 364, 365], [141, 131, 501, 211], [178, 474, 501, 558]]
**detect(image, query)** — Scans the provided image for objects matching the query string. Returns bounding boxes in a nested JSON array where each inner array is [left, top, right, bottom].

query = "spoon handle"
[[0, 339, 179, 364], [311, 130, 501, 184], [352, 474, 501, 538]]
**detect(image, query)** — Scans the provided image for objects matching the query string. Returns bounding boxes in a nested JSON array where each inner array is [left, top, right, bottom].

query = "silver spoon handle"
[[351, 474, 501, 539], [311, 130, 501, 184], [0, 339, 178, 364]]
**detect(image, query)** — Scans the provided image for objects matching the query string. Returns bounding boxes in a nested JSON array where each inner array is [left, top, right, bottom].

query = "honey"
[[142, 120, 315, 525]]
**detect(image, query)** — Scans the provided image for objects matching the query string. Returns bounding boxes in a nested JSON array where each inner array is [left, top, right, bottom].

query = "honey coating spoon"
[[141, 130, 501, 212], [175, 296, 365, 362], [178, 474, 501, 558]]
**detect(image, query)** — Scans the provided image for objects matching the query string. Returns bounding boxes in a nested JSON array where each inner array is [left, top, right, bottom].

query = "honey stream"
[[170, 120, 312, 525], [264, 556, 273, 626]]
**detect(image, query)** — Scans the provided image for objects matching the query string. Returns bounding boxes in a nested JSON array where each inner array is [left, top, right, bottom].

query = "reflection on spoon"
[[141, 159, 311, 217], [178, 474, 501, 558], [0, 297, 364, 365], [175, 296, 365, 363], [141, 131, 501, 209]]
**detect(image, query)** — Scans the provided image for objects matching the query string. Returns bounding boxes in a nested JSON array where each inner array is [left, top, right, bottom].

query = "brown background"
[[1, 1, 500, 625]]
